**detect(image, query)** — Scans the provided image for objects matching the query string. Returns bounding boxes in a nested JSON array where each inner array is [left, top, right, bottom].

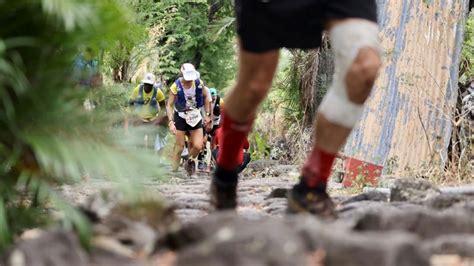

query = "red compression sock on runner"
[[301, 147, 337, 189], [217, 111, 253, 171]]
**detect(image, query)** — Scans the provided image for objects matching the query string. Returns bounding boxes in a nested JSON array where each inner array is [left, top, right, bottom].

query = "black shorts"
[[174, 112, 203, 132], [235, 0, 378, 53]]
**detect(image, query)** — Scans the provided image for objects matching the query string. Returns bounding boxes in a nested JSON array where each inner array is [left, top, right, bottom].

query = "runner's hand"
[[204, 116, 211, 127], [169, 121, 177, 135]]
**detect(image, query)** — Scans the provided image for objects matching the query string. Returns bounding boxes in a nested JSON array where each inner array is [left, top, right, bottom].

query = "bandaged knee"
[[318, 20, 381, 128]]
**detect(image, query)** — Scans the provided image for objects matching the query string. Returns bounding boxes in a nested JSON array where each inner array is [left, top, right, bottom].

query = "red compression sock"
[[217, 112, 253, 171], [301, 147, 337, 188]]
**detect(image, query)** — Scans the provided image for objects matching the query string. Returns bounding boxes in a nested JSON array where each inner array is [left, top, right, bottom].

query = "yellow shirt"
[[128, 85, 165, 120]]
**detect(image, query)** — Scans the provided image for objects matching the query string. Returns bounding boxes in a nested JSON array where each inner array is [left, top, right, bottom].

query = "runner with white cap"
[[166, 63, 212, 175]]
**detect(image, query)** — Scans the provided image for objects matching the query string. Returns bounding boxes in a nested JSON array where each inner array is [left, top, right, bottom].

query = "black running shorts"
[[235, 0, 378, 53], [174, 112, 203, 132]]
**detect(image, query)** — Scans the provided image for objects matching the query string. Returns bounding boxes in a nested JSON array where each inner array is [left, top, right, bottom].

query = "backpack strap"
[[150, 85, 158, 106], [136, 84, 145, 104], [175, 79, 187, 112]]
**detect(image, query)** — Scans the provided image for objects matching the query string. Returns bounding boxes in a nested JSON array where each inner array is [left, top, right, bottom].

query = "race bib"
[[185, 109, 202, 127]]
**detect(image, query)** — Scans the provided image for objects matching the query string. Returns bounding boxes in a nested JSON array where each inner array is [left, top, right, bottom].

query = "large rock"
[[337, 200, 423, 221], [350, 207, 474, 239], [340, 190, 389, 205], [6, 230, 87, 266], [286, 216, 429, 266], [245, 160, 279, 172], [424, 193, 472, 210], [423, 234, 474, 258], [166, 213, 429, 266], [88, 247, 145, 266], [177, 216, 308, 266], [390, 178, 441, 202], [82, 190, 180, 259], [94, 218, 156, 257]]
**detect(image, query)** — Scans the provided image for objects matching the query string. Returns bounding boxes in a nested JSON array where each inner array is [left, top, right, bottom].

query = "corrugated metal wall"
[[344, 0, 470, 174]]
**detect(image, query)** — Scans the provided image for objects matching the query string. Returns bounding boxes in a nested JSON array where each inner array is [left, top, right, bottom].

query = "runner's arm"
[[156, 88, 166, 116], [202, 86, 211, 118], [166, 91, 175, 123]]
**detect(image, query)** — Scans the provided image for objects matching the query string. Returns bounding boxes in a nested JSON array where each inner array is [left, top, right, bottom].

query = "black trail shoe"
[[185, 159, 195, 176], [287, 182, 338, 219], [210, 167, 238, 210]]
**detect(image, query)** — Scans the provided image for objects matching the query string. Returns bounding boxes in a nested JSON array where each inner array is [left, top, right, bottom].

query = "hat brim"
[[142, 80, 154, 85], [183, 71, 198, 81]]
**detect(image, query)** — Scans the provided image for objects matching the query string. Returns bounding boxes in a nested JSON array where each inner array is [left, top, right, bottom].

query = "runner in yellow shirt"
[[125, 73, 167, 152]]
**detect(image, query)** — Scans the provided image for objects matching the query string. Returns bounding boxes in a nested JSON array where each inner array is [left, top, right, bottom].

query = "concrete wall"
[[344, 0, 470, 174]]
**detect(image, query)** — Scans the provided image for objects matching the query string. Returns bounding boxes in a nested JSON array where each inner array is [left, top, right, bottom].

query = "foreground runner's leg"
[[211, 48, 280, 210], [288, 19, 381, 218]]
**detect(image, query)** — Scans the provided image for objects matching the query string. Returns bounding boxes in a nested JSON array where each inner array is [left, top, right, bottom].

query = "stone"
[[390, 178, 441, 202], [95, 217, 157, 257], [262, 198, 288, 216], [89, 247, 145, 266], [167, 213, 429, 266], [265, 188, 289, 199], [173, 194, 210, 211], [351, 208, 474, 239], [7, 229, 87, 266], [245, 160, 279, 173], [340, 190, 389, 205], [175, 214, 310, 266], [175, 209, 207, 224], [423, 234, 474, 258], [424, 193, 471, 210]]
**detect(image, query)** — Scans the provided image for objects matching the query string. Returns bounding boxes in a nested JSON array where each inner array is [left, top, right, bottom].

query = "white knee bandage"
[[318, 20, 381, 128]]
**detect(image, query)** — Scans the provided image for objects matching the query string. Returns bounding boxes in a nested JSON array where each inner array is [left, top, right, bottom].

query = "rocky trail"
[[6, 160, 474, 266]]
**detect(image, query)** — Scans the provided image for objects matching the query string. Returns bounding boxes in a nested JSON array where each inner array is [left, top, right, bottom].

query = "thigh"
[[189, 127, 204, 147], [238, 49, 280, 88], [175, 130, 186, 147]]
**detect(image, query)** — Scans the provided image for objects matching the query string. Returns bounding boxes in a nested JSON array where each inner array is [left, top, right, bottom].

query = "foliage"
[[102, 1, 147, 82], [89, 84, 130, 124], [132, 0, 236, 89], [249, 132, 271, 161], [274, 39, 333, 128], [0, 0, 160, 250], [459, 11, 474, 85], [274, 50, 307, 123]]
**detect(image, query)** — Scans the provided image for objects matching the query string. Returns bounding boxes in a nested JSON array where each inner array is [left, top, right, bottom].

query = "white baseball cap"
[[142, 73, 155, 85], [181, 63, 198, 81]]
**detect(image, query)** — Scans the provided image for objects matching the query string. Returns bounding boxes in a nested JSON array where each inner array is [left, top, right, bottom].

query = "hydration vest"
[[130, 84, 158, 111], [174, 79, 203, 112]]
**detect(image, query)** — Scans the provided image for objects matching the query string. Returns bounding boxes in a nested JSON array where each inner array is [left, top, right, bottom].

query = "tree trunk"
[[121, 60, 130, 83], [112, 67, 121, 82], [299, 35, 333, 127]]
